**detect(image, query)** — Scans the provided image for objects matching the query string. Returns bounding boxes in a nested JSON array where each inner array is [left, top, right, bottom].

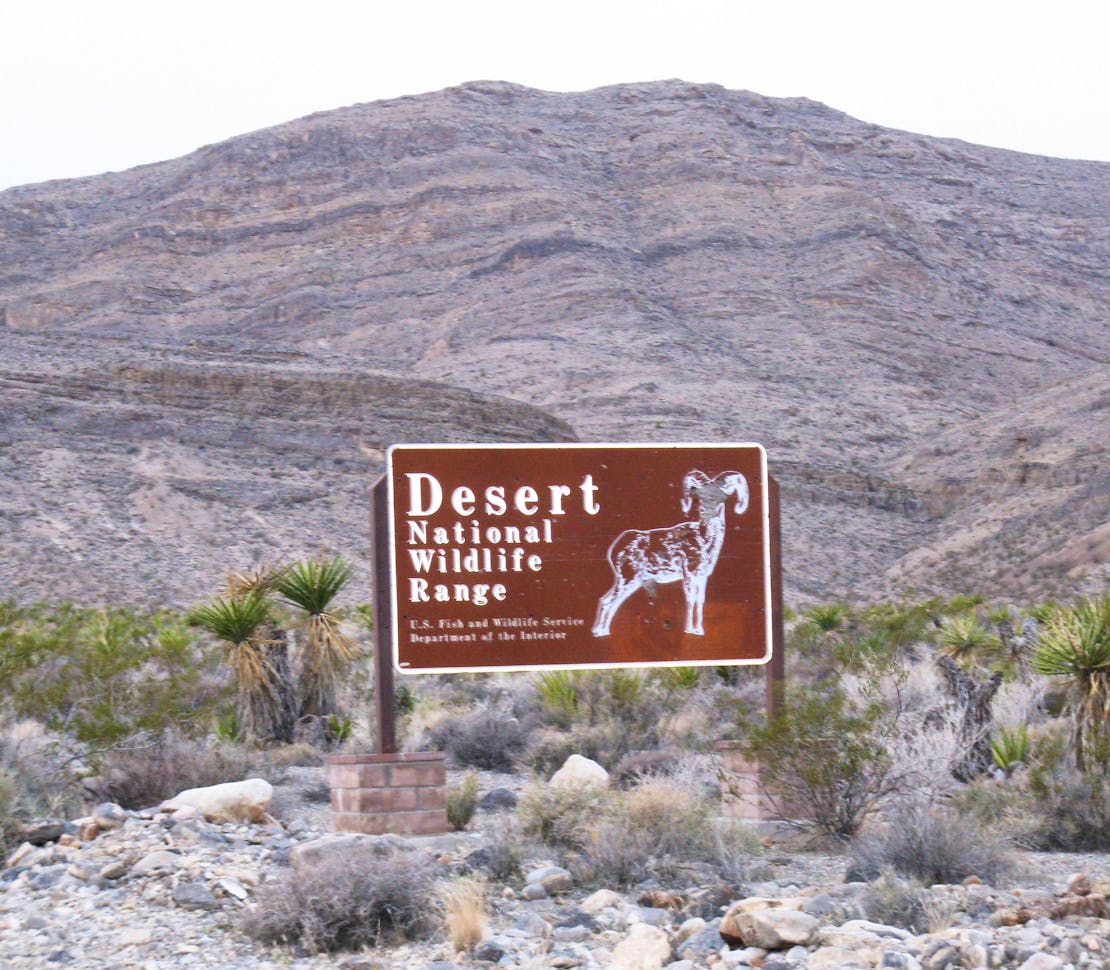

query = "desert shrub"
[[612, 749, 680, 786], [470, 817, 528, 880], [859, 870, 930, 932], [240, 847, 436, 952], [516, 781, 609, 848], [576, 778, 714, 886], [737, 682, 900, 839], [849, 801, 1012, 886], [0, 725, 86, 850], [1025, 767, 1109, 851], [96, 739, 259, 809], [432, 705, 528, 771], [530, 669, 666, 754], [573, 774, 761, 888], [524, 723, 628, 774], [447, 772, 479, 831], [0, 602, 225, 749], [438, 875, 487, 952]]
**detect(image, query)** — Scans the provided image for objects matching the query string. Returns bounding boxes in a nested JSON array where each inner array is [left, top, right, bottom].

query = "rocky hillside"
[[0, 80, 1106, 604]]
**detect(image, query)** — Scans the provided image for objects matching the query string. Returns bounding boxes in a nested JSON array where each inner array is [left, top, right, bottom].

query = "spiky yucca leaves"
[[1032, 595, 1110, 772], [223, 563, 284, 598], [187, 592, 293, 743], [939, 615, 1001, 663], [275, 557, 356, 719]]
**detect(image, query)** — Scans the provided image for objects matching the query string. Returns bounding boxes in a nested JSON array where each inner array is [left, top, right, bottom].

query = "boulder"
[[609, 922, 671, 970], [19, 820, 66, 846], [729, 909, 819, 949], [160, 778, 273, 823], [92, 803, 127, 831], [550, 754, 610, 790]]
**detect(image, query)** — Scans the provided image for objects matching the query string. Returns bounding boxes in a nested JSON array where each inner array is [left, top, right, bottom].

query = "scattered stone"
[[92, 803, 127, 831], [1016, 955, 1064, 970], [610, 922, 671, 970], [582, 888, 622, 914], [549, 754, 610, 790], [159, 778, 273, 823], [97, 860, 129, 880], [131, 849, 183, 875], [172, 881, 220, 911], [523, 882, 548, 900], [478, 787, 518, 811], [20, 820, 66, 846], [472, 939, 505, 963], [116, 927, 154, 947], [526, 864, 573, 894]]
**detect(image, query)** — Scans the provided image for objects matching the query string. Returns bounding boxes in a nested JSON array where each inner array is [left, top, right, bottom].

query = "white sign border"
[[386, 441, 773, 675]]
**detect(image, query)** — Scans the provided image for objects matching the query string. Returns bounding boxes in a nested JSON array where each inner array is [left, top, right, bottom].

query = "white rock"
[[1016, 955, 1064, 970], [583, 889, 624, 914], [130, 850, 183, 875], [733, 909, 819, 949], [609, 922, 671, 970], [160, 778, 273, 823], [550, 754, 610, 789], [675, 917, 706, 944]]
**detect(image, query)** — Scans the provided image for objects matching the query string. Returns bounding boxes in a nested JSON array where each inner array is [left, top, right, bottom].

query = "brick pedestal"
[[716, 740, 811, 821], [327, 752, 448, 836]]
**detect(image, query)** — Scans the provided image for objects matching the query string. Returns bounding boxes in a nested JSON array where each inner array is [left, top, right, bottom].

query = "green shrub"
[[240, 847, 436, 952], [737, 682, 898, 839], [0, 602, 224, 748], [447, 772, 479, 831]]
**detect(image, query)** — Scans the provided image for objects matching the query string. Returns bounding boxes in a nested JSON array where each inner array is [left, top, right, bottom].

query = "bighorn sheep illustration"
[[591, 470, 749, 637]]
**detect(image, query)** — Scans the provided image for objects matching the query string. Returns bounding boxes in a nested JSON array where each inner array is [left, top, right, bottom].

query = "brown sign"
[[387, 443, 773, 673]]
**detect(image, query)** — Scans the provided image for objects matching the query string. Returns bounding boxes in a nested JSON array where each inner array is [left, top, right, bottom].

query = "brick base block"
[[327, 752, 448, 836], [716, 740, 810, 821]]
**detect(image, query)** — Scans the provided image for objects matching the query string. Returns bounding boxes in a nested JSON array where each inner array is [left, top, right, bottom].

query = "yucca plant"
[[1032, 595, 1110, 772], [275, 556, 356, 719], [187, 592, 291, 743], [939, 614, 1000, 663], [990, 724, 1029, 770]]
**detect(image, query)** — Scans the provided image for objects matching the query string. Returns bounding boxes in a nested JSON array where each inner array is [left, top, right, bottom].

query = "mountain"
[[1, 80, 1106, 605]]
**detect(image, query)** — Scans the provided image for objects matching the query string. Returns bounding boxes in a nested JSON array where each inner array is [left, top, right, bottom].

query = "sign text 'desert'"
[[387, 443, 773, 673]]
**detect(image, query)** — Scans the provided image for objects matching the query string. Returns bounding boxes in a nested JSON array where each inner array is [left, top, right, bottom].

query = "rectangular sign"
[[386, 443, 773, 673]]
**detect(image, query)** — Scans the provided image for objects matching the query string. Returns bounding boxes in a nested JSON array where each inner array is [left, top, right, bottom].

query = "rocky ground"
[[1, 769, 1106, 970]]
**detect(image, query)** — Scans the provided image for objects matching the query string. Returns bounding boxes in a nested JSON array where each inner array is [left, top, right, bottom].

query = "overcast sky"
[[2, 0, 1107, 191]]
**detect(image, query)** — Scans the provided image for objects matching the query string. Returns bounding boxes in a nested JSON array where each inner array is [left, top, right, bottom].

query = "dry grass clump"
[[438, 875, 487, 951], [447, 771, 480, 831], [849, 800, 1013, 886], [240, 847, 436, 953]]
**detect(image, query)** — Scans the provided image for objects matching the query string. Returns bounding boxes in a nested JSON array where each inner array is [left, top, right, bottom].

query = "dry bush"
[[516, 781, 609, 848], [469, 817, 530, 880], [438, 875, 487, 952], [575, 769, 760, 888], [240, 847, 436, 952], [96, 740, 260, 809], [849, 800, 1013, 886], [612, 749, 680, 787], [432, 705, 529, 771], [524, 723, 627, 775]]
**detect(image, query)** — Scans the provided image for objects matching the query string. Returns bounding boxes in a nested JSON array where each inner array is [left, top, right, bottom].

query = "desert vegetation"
[[0, 588, 1106, 961]]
